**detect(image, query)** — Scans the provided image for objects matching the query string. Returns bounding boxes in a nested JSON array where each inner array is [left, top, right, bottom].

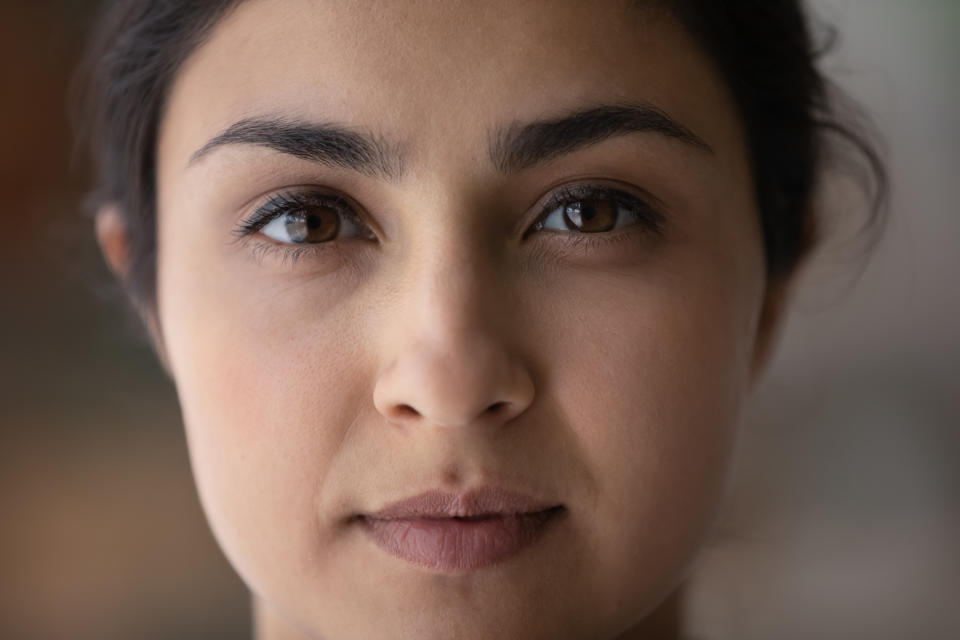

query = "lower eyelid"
[[242, 234, 347, 269]]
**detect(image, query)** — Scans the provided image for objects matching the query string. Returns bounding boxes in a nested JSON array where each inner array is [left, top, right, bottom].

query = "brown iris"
[[284, 206, 340, 243], [563, 199, 618, 233]]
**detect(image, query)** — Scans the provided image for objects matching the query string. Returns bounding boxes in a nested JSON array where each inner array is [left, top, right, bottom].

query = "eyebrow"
[[189, 117, 403, 179], [490, 102, 712, 173], [189, 102, 710, 179]]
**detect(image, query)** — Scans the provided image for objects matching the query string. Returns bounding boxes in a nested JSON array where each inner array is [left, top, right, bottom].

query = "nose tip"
[[373, 348, 535, 430]]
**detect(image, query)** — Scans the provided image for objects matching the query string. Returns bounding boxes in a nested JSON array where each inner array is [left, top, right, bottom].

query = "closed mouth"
[[357, 488, 564, 571]]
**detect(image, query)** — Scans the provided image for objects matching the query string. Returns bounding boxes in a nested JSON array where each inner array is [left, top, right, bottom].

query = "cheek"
[[539, 251, 760, 608], [157, 236, 370, 593]]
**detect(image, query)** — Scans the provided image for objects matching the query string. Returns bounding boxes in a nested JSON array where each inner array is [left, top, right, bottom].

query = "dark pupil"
[[563, 199, 618, 233], [285, 206, 340, 243]]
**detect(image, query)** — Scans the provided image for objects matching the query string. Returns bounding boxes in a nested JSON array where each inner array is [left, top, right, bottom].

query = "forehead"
[[160, 0, 741, 175]]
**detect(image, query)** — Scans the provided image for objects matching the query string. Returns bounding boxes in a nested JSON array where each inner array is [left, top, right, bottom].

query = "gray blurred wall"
[[688, 2, 960, 638]]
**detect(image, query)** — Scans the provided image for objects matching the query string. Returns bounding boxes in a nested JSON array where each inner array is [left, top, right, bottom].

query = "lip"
[[357, 487, 564, 571]]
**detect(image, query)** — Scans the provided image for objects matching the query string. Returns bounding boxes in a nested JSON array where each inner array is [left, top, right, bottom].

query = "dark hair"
[[78, 0, 886, 315]]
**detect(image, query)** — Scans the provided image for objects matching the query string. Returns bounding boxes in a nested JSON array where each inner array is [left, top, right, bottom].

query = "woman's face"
[[152, 0, 770, 637]]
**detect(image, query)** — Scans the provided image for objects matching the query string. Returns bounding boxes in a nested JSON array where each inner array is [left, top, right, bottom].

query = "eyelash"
[[234, 191, 364, 237], [233, 191, 369, 265], [530, 184, 664, 241], [232, 183, 664, 263]]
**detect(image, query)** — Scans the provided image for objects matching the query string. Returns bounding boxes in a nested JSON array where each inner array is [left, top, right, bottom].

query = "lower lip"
[[360, 508, 563, 571]]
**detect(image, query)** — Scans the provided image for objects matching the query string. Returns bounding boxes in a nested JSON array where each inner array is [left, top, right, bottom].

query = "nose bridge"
[[373, 231, 534, 430], [415, 233, 493, 342]]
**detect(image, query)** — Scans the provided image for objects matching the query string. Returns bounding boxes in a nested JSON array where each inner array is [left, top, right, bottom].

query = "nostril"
[[485, 401, 508, 416], [393, 404, 420, 420]]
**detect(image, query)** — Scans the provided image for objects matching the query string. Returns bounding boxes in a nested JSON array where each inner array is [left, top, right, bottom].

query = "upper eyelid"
[[541, 184, 660, 211], [265, 191, 352, 216]]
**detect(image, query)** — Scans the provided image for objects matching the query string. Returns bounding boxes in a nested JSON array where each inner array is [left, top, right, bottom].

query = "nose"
[[372, 251, 535, 430]]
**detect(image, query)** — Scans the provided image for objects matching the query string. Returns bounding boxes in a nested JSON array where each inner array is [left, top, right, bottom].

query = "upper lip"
[[363, 487, 560, 520]]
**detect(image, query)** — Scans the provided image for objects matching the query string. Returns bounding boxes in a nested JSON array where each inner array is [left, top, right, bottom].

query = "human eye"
[[235, 190, 375, 245], [527, 183, 665, 241], [231, 189, 376, 266]]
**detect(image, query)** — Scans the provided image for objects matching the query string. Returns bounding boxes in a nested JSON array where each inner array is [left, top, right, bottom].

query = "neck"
[[615, 588, 684, 639], [253, 586, 684, 640]]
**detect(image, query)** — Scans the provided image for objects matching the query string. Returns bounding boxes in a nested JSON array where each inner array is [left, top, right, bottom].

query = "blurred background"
[[0, 1, 956, 638]]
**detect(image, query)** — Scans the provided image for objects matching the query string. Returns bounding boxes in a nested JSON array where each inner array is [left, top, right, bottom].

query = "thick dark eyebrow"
[[490, 103, 712, 173], [189, 117, 403, 179]]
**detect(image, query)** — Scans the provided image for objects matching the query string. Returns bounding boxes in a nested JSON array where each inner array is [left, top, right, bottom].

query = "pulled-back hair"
[[78, 0, 886, 315]]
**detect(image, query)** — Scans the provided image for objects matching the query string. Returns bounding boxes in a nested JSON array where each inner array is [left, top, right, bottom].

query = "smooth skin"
[[99, 1, 787, 638]]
